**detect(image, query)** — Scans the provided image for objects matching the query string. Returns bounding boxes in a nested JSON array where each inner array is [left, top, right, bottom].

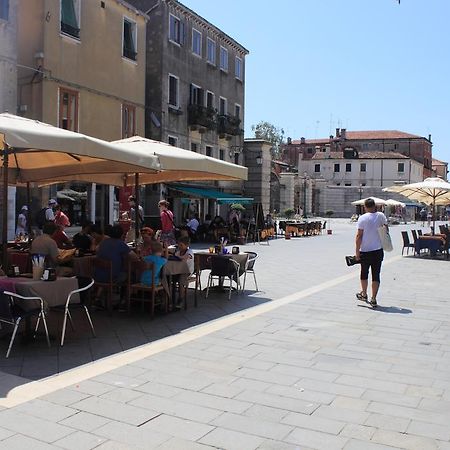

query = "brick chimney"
[[340, 128, 347, 139], [300, 137, 305, 144], [335, 128, 340, 138]]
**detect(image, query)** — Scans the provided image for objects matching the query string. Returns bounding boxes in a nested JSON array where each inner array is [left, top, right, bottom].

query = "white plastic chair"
[[0, 291, 50, 358]]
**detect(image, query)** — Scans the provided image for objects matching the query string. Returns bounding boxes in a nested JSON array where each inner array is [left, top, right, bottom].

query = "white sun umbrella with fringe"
[[384, 177, 450, 233], [351, 197, 387, 206], [385, 199, 406, 207]]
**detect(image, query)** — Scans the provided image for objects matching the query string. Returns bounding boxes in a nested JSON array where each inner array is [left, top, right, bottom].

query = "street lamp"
[[357, 184, 363, 216]]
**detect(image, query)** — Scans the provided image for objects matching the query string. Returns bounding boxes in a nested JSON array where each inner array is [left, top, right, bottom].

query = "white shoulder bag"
[[378, 225, 393, 252]]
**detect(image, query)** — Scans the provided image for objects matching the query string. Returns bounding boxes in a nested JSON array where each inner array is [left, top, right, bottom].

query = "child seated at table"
[[141, 241, 167, 287], [174, 236, 194, 274]]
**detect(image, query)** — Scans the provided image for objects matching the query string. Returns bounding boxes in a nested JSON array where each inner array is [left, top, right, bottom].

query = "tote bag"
[[378, 226, 393, 252]]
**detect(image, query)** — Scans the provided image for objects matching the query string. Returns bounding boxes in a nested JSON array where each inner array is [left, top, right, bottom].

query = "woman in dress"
[[158, 200, 176, 246]]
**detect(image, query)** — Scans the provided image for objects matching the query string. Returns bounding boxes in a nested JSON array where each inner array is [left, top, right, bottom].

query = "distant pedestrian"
[[355, 197, 388, 308], [420, 208, 427, 226], [16, 205, 28, 236], [158, 200, 176, 245], [54, 204, 71, 229]]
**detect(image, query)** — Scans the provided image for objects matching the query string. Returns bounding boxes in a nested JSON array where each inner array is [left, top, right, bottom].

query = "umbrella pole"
[[26, 182, 32, 236], [2, 143, 9, 271], [432, 198, 436, 235], [135, 172, 139, 245]]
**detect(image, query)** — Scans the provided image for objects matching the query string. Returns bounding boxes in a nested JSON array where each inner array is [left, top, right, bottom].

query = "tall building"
[[284, 128, 433, 178], [128, 0, 249, 218], [16, 0, 148, 224]]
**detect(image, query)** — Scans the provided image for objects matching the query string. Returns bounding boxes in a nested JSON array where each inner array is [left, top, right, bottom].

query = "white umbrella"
[[384, 177, 450, 233], [385, 199, 406, 207], [351, 197, 387, 206]]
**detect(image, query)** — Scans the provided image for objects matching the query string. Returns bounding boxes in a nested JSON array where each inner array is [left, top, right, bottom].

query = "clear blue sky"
[[184, 0, 450, 162]]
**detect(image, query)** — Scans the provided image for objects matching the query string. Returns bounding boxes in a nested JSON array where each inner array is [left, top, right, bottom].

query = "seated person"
[[90, 223, 109, 252], [186, 215, 199, 240], [138, 227, 155, 257], [95, 224, 137, 285], [52, 224, 73, 249], [72, 221, 93, 251], [174, 236, 194, 274], [31, 222, 73, 275], [141, 241, 167, 287]]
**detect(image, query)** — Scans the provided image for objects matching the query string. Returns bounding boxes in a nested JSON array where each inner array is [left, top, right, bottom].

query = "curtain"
[[61, 0, 78, 28]]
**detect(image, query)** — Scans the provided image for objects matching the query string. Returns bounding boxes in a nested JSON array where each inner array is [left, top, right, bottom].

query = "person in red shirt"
[[54, 205, 71, 229], [158, 200, 176, 245], [52, 224, 73, 249]]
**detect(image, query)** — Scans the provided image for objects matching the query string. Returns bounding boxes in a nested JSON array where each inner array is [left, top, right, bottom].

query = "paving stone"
[[129, 393, 222, 423], [407, 420, 450, 441], [41, 388, 91, 406], [232, 367, 299, 386], [365, 413, 411, 433], [141, 414, 214, 441], [329, 396, 370, 411], [230, 377, 273, 392], [198, 427, 265, 450], [14, 398, 77, 422], [211, 412, 293, 440], [235, 389, 319, 414], [69, 380, 115, 396], [0, 408, 75, 443], [173, 390, 252, 414], [362, 388, 421, 408], [59, 411, 111, 432], [284, 427, 349, 450], [100, 388, 144, 403], [71, 396, 160, 426], [0, 427, 15, 440], [244, 404, 290, 422], [94, 439, 140, 449], [54, 430, 107, 449], [91, 373, 147, 389], [371, 428, 439, 450], [343, 439, 400, 450], [270, 364, 339, 382], [265, 383, 336, 405], [295, 378, 366, 398], [335, 374, 407, 394], [257, 439, 306, 450], [156, 437, 216, 449], [282, 411, 345, 434], [339, 423, 376, 441], [133, 381, 184, 398], [200, 382, 243, 399], [0, 433, 60, 450], [93, 421, 170, 449]]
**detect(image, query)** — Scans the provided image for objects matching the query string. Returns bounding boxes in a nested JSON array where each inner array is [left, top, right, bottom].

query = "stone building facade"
[[284, 128, 433, 178]]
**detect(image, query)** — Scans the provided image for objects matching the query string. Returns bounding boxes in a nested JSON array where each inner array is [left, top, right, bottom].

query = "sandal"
[[356, 292, 368, 301], [369, 298, 378, 308]]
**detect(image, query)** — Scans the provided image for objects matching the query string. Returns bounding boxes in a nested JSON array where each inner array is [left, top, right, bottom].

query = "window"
[[235, 104, 241, 119], [234, 153, 240, 165], [235, 56, 242, 80], [59, 88, 78, 131], [168, 74, 179, 107], [0, 0, 9, 20], [205, 146, 212, 157], [307, 147, 313, 154], [206, 91, 215, 109], [362, 143, 368, 150], [219, 149, 225, 160], [122, 104, 136, 138], [207, 38, 216, 65], [60, 0, 80, 39], [168, 136, 178, 146], [345, 183, 351, 186], [394, 144, 398, 149], [314, 164, 320, 173], [190, 84, 203, 106], [220, 46, 228, 71], [360, 163, 366, 172], [192, 29, 202, 56], [346, 163, 352, 172], [219, 97, 227, 115], [123, 18, 137, 61], [398, 162, 405, 173], [169, 13, 184, 45], [191, 143, 198, 152], [334, 163, 340, 173]]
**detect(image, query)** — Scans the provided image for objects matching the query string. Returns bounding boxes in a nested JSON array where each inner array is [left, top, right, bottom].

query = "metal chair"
[[401, 231, 415, 255], [242, 251, 258, 292], [206, 256, 240, 300], [53, 278, 96, 346], [0, 291, 50, 358]]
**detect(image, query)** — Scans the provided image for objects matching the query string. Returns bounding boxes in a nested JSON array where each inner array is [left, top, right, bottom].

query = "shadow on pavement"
[[357, 304, 412, 314]]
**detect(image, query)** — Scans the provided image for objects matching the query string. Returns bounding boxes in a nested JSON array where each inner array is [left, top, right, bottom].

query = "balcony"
[[187, 104, 216, 132], [217, 114, 241, 139]]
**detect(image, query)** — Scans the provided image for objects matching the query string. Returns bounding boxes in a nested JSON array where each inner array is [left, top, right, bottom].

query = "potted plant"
[[325, 210, 334, 234], [284, 208, 295, 219]]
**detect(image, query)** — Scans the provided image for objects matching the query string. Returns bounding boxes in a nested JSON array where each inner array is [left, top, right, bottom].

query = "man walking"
[[355, 198, 388, 307]]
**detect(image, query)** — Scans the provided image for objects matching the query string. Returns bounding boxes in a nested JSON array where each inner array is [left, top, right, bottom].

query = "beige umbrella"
[[384, 177, 450, 233], [385, 199, 406, 207], [351, 197, 387, 206]]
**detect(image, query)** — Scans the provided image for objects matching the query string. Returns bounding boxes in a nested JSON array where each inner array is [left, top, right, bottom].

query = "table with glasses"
[[0, 276, 79, 311], [415, 235, 446, 257]]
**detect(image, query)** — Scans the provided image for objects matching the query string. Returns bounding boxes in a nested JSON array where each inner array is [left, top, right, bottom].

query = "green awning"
[[169, 185, 253, 204]]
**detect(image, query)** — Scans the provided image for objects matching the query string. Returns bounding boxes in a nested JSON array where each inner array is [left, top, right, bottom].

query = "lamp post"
[[357, 183, 363, 216], [303, 171, 308, 219]]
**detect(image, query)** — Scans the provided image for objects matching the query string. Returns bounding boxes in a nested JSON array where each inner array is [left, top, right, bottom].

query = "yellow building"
[[17, 0, 147, 140]]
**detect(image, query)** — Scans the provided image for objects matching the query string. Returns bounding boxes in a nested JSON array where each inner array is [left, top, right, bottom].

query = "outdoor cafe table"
[[162, 259, 192, 308], [415, 235, 446, 257], [0, 276, 79, 311]]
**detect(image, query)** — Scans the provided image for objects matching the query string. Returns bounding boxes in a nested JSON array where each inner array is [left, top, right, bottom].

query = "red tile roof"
[[311, 151, 408, 160], [291, 130, 424, 145]]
